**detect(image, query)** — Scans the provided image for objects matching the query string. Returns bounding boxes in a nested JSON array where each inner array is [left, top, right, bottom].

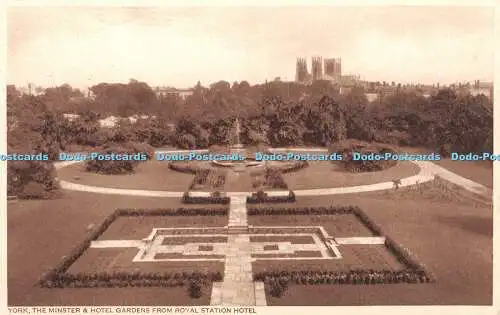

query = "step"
[[228, 226, 249, 234]]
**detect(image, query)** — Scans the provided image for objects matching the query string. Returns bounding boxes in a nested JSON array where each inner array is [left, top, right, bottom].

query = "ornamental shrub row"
[[255, 269, 433, 287], [182, 192, 230, 205], [118, 207, 228, 216], [40, 270, 223, 289], [246, 190, 296, 204], [247, 205, 357, 215]]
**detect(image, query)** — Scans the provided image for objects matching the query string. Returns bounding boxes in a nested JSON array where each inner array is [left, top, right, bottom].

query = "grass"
[[7, 191, 222, 306], [57, 160, 194, 191], [8, 152, 493, 306], [379, 176, 492, 208], [247, 213, 376, 238], [283, 161, 420, 189]]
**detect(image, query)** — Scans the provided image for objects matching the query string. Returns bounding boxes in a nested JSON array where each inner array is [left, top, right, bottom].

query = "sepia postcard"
[[2, 2, 497, 315]]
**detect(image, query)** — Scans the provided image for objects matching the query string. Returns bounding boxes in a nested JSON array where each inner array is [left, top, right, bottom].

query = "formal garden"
[[6, 81, 493, 306]]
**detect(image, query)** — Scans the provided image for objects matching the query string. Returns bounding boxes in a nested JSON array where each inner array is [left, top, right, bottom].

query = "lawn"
[[57, 160, 194, 191], [98, 215, 228, 240], [283, 161, 420, 189], [259, 193, 492, 305], [247, 213, 376, 238], [7, 191, 220, 306]]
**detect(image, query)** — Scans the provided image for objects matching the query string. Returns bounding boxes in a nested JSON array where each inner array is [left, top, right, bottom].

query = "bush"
[[264, 168, 288, 189], [188, 280, 203, 298], [266, 278, 288, 298], [85, 141, 152, 175], [329, 140, 398, 172], [8, 160, 60, 199]]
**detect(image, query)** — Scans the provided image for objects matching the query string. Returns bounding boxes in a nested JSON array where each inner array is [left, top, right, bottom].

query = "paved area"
[[219, 234, 255, 306], [228, 196, 248, 227]]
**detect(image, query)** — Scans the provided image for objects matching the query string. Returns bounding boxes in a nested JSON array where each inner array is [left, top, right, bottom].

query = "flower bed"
[[329, 140, 398, 173], [188, 169, 226, 191]]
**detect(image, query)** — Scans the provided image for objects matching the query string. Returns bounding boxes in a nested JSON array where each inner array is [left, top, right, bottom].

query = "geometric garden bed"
[[37, 208, 227, 289], [247, 206, 435, 297]]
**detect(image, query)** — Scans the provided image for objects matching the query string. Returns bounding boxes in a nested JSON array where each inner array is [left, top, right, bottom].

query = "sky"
[[7, 6, 495, 89]]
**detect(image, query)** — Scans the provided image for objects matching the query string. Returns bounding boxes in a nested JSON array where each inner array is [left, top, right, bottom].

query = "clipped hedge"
[[118, 207, 228, 216], [41, 271, 223, 289], [247, 191, 296, 204], [247, 205, 356, 216], [182, 192, 230, 205], [254, 269, 434, 286]]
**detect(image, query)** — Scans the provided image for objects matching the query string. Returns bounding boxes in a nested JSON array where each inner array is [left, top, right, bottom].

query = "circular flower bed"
[[329, 140, 398, 173]]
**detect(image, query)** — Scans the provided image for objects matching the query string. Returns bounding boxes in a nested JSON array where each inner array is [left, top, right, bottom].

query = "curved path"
[[54, 148, 491, 198]]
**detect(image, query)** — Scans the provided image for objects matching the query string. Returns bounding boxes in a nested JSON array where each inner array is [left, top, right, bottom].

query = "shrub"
[[188, 280, 203, 298], [85, 141, 152, 175], [264, 168, 288, 189], [266, 278, 288, 298], [7, 160, 60, 199], [329, 140, 398, 173]]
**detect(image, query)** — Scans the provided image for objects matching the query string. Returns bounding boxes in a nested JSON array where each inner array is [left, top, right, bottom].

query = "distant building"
[[295, 57, 309, 83], [295, 56, 352, 84], [470, 80, 493, 99], [340, 74, 360, 85], [155, 87, 194, 99], [311, 56, 323, 81], [323, 58, 342, 81]]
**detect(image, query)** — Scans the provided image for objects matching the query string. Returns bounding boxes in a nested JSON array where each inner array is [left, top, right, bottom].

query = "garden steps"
[[228, 226, 249, 234]]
